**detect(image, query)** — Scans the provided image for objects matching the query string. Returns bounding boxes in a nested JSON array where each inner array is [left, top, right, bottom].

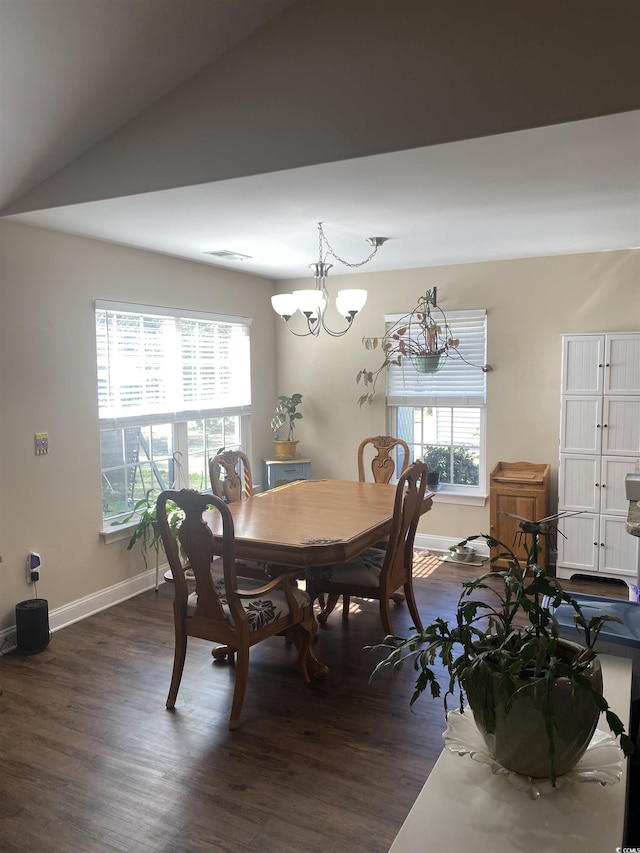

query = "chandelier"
[[271, 222, 387, 337], [357, 288, 490, 406]]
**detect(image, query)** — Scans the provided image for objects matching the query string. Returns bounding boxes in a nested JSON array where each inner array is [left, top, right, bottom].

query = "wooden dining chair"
[[209, 450, 253, 503], [157, 489, 325, 730], [319, 435, 411, 620], [305, 460, 428, 638], [209, 449, 272, 580], [357, 435, 410, 485]]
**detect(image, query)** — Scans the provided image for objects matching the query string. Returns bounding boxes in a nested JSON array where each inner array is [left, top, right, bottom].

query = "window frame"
[[386, 308, 488, 504], [96, 301, 252, 531]]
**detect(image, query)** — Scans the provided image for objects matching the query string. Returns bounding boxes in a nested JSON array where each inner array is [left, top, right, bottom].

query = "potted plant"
[[270, 393, 303, 458], [114, 488, 185, 568], [369, 534, 634, 785], [422, 447, 447, 491]]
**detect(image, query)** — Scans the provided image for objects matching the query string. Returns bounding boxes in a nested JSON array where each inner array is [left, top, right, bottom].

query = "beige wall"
[[1, 220, 638, 632], [274, 249, 640, 539], [0, 221, 277, 630]]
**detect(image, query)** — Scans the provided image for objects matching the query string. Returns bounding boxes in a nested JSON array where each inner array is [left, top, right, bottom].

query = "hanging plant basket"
[[415, 353, 443, 373]]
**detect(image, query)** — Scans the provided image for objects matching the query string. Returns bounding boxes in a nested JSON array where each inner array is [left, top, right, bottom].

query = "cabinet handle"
[[596, 424, 601, 429], [602, 483, 606, 488], [603, 423, 608, 428], [598, 363, 603, 368], [594, 542, 598, 546], [606, 363, 610, 367], [601, 542, 605, 547], [595, 482, 599, 487]]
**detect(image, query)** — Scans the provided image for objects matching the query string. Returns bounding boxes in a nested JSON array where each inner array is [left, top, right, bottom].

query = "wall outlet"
[[26, 552, 41, 583]]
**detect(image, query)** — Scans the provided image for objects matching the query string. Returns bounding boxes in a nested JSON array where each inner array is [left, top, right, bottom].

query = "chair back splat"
[[357, 435, 410, 484], [157, 489, 326, 730], [209, 451, 253, 503]]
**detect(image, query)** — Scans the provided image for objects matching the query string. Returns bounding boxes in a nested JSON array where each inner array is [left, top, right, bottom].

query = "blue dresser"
[[263, 457, 312, 490]]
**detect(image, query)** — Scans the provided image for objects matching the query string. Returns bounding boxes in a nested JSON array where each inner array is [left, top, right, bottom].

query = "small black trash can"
[[15, 598, 50, 654]]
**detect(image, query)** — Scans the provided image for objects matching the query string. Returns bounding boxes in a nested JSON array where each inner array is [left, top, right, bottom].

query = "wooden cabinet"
[[557, 333, 640, 585], [263, 457, 312, 490], [489, 462, 551, 569]]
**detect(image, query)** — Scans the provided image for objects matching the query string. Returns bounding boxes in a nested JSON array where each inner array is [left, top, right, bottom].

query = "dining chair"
[[157, 489, 324, 730], [319, 435, 411, 620], [209, 450, 253, 503], [209, 450, 272, 581], [305, 460, 427, 638], [357, 435, 410, 484]]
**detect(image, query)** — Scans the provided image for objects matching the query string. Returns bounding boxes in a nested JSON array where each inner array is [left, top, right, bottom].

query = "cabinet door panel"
[[605, 335, 640, 395], [601, 456, 640, 515], [599, 516, 639, 577], [560, 397, 602, 454], [602, 397, 640, 455], [557, 513, 598, 571], [561, 335, 604, 395], [558, 455, 599, 512]]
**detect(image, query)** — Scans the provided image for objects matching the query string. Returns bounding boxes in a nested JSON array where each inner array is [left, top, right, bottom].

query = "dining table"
[[203, 477, 434, 568]]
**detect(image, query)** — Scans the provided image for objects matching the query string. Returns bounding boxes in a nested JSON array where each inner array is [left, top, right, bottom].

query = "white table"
[[389, 655, 632, 853]]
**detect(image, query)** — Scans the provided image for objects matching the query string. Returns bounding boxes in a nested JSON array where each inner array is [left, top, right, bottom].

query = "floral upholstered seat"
[[187, 577, 310, 629]]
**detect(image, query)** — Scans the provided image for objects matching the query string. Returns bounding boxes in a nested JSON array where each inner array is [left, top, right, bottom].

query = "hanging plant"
[[356, 289, 489, 406]]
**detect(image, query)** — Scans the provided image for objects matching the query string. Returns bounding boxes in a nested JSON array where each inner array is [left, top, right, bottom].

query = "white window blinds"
[[96, 301, 252, 428], [386, 309, 487, 406]]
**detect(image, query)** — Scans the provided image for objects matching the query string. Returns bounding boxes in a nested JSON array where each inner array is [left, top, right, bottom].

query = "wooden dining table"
[[203, 478, 434, 567]]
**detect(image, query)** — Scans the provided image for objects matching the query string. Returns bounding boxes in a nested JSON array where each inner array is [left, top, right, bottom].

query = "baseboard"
[[0, 561, 168, 643], [0, 537, 486, 645]]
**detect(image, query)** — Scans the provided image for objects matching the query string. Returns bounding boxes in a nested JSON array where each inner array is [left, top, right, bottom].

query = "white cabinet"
[[557, 333, 640, 585]]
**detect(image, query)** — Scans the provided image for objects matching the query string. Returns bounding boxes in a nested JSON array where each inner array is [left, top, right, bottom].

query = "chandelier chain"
[[318, 222, 380, 268]]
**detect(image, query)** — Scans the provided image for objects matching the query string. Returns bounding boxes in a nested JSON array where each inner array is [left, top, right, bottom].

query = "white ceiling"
[[2, 1, 639, 281]]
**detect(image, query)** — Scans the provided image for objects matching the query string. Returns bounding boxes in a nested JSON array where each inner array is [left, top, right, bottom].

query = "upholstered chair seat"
[[186, 577, 310, 626]]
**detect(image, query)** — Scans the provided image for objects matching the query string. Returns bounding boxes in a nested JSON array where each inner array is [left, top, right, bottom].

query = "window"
[[387, 309, 487, 495], [96, 301, 251, 523]]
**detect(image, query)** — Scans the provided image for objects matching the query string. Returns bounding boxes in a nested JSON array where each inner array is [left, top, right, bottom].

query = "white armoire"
[[557, 333, 640, 587]]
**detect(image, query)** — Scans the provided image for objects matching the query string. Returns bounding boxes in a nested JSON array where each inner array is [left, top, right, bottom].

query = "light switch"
[[35, 433, 48, 455]]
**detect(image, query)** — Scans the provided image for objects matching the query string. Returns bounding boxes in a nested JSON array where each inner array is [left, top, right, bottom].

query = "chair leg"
[[166, 632, 187, 710], [391, 591, 405, 604], [379, 594, 395, 639], [341, 594, 351, 622], [317, 593, 341, 624], [404, 580, 424, 632], [229, 646, 250, 731], [286, 623, 312, 683]]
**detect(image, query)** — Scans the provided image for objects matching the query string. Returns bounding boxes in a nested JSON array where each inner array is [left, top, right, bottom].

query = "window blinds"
[[386, 309, 487, 406], [96, 301, 252, 428]]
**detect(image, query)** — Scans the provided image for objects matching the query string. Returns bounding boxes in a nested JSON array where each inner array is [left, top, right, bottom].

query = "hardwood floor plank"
[[0, 557, 631, 853]]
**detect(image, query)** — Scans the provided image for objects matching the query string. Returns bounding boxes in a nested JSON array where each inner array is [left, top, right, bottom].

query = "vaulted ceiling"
[[2, 0, 639, 278]]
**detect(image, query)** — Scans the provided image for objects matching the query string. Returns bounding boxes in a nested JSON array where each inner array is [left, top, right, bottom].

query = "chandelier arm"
[[319, 313, 356, 337], [277, 317, 320, 337]]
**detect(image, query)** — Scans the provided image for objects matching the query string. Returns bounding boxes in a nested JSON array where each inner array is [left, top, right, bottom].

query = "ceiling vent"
[[204, 250, 252, 261]]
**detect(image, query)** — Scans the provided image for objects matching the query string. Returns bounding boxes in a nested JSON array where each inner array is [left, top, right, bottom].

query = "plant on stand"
[[271, 393, 303, 458], [369, 534, 634, 786]]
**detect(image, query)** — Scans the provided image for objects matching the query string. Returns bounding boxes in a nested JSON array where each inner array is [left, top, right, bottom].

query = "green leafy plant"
[[421, 445, 479, 486], [369, 534, 634, 785], [270, 393, 303, 440], [114, 489, 184, 567]]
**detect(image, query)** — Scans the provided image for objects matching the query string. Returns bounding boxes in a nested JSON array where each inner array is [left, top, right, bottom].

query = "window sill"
[[429, 489, 488, 507], [101, 521, 136, 545]]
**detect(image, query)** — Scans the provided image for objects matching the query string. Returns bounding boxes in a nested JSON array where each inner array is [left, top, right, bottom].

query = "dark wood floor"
[[0, 560, 632, 853]]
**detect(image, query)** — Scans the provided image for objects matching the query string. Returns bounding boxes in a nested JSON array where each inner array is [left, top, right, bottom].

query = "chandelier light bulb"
[[335, 289, 367, 318]]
